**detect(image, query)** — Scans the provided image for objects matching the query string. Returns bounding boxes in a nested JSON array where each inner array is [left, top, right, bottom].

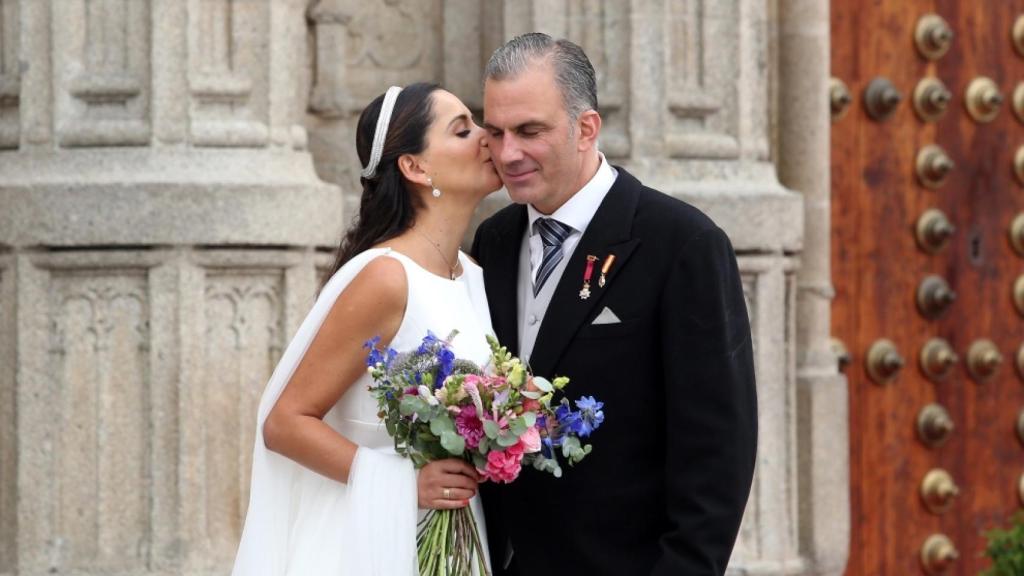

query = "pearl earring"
[[428, 177, 441, 198]]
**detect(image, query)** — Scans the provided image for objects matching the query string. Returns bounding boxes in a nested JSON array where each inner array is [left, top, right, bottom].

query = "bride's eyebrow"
[[446, 114, 469, 130]]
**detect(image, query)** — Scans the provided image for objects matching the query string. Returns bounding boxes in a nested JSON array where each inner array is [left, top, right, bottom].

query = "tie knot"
[[536, 218, 572, 247]]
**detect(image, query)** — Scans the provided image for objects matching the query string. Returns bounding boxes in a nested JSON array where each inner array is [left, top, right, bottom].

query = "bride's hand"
[[418, 459, 480, 510]]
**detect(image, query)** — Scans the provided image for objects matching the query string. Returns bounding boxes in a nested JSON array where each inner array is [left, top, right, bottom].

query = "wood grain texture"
[[832, 1, 1024, 574]]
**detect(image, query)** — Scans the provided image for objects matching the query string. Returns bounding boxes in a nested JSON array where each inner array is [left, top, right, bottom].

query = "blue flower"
[[364, 336, 384, 367], [574, 396, 605, 437], [541, 436, 554, 458], [435, 347, 455, 388], [417, 331, 441, 354], [555, 402, 583, 436]]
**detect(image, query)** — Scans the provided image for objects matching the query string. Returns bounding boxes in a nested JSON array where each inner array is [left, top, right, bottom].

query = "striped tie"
[[534, 218, 573, 296]]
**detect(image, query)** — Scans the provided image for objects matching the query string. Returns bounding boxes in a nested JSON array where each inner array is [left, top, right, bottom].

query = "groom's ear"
[[576, 109, 602, 152], [397, 154, 431, 188]]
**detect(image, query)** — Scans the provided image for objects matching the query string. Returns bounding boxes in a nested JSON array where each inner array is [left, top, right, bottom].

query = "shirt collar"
[[527, 154, 617, 236]]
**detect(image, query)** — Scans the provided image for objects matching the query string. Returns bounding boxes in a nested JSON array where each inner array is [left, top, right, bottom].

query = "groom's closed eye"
[[483, 122, 547, 139]]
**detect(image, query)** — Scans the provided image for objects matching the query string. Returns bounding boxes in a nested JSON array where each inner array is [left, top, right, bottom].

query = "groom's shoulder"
[[617, 169, 719, 243]]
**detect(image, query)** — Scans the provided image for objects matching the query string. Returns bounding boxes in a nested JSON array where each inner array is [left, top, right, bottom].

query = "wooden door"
[[832, 2, 1024, 574]]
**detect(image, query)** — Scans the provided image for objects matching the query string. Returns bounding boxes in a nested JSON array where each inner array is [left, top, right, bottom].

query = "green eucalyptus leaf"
[[429, 414, 455, 436], [509, 417, 527, 436], [521, 390, 543, 400], [483, 419, 500, 439], [440, 430, 465, 455], [399, 395, 422, 416], [497, 433, 520, 448], [522, 412, 537, 427]]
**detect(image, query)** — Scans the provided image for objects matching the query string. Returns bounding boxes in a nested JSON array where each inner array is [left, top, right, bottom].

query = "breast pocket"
[[575, 318, 640, 340]]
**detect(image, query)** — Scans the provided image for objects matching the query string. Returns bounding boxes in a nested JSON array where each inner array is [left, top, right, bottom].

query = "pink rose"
[[517, 426, 541, 454], [479, 448, 523, 484], [522, 398, 541, 412]]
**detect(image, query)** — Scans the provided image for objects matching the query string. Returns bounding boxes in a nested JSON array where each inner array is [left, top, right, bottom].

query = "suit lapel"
[[483, 206, 527, 356], [527, 169, 642, 377]]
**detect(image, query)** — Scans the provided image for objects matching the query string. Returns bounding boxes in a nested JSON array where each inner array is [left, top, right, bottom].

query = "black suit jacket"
[[470, 168, 757, 576]]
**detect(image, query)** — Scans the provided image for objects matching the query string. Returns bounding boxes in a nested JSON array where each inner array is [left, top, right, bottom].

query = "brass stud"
[[1014, 15, 1024, 57], [864, 77, 903, 121], [866, 339, 905, 384], [921, 338, 959, 381], [965, 77, 1003, 123], [967, 339, 1003, 383], [916, 14, 954, 60], [916, 145, 955, 188], [1010, 213, 1024, 257], [830, 78, 853, 121], [1014, 276, 1024, 317], [1017, 343, 1024, 381], [921, 534, 959, 575], [917, 275, 957, 319], [914, 78, 953, 122], [830, 338, 852, 371], [921, 469, 960, 514], [1017, 407, 1024, 446], [917, 404, 955, 448], [1014, 83, 1024, 123], [1015, 148, 1024, 185], [916, 209, 956, 253]]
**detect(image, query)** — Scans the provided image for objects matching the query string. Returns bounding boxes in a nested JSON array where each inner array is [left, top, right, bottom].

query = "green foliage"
[[983, 512, 1024, 576]]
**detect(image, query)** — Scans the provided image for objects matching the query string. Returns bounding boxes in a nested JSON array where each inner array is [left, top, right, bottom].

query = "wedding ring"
[[443, 487, 452, 500]]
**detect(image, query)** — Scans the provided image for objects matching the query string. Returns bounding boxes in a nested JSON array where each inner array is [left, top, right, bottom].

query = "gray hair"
[[484, 32, 598, 122]]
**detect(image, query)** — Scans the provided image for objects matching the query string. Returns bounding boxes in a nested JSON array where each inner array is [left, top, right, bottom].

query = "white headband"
[[361, 86, 403, 179]]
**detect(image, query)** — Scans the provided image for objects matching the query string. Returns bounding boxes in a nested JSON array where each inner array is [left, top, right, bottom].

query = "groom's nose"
[[498, 134, 525, 166]]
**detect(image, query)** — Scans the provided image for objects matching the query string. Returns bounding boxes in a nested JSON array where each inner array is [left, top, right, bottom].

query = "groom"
[[471, 33, 758, 575]]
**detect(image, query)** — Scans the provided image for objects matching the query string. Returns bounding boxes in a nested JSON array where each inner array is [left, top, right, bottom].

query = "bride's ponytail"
[[323, 83, 440, 288]]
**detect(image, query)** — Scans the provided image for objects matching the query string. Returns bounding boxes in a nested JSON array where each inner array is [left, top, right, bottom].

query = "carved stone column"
[[778, 1, 850, 574], [0, 0, 339, 574]]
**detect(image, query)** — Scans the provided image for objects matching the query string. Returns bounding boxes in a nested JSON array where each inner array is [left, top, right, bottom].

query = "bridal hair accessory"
[[428, 176, 442, 198], [360, 85, 404, 179]]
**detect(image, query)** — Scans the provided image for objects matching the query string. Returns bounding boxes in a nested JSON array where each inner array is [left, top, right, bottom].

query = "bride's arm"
[[261, 256, 480, 509], [262, 256, 406, 484]]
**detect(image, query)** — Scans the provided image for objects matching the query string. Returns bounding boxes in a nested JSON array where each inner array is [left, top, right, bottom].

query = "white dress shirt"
[[517, 155, 617, 363], [526, 154, 618, 284]]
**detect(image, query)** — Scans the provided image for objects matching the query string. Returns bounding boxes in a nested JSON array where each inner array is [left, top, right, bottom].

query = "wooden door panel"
[[832, 1, 1024, 574]]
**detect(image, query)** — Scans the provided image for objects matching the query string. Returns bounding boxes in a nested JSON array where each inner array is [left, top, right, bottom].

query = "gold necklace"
[[414, 228, 459, 280]]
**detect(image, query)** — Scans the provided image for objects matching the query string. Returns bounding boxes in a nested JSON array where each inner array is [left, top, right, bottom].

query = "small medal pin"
[[598, 254, 616, 288], [579, 255, 598, 300]]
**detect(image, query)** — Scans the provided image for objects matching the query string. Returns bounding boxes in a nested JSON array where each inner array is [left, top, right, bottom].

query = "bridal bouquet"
[[364, 331, 604, 576]]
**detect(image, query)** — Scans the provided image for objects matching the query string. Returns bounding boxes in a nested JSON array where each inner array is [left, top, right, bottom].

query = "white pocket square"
[[592, 306, 621, 325]]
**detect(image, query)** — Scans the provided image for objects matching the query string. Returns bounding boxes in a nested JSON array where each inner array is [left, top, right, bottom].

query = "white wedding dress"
[[232, 248, 494, 575]]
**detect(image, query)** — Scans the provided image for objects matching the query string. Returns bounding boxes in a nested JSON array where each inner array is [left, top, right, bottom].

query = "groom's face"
[[483, 61, 582, 214]]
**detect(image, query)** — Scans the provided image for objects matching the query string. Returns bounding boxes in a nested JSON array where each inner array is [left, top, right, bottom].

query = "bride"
[[232, 83, 503, 574]]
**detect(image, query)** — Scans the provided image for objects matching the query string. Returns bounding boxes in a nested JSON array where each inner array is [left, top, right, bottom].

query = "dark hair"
[[484, 32, 597, 123], [323, 83, 441, 286]]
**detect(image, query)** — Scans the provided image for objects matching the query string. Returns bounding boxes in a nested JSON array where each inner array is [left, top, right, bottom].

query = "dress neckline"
[[376, 247, 468, 283]]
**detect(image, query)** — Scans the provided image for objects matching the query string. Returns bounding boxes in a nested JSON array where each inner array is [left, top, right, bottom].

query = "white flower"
[[418, 384, 439, 406]]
